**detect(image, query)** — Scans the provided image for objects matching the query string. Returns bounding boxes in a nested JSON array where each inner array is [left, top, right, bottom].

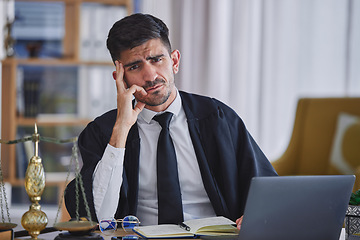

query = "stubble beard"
[[145, 89, 172, 106], [136, 78, 174, 107]]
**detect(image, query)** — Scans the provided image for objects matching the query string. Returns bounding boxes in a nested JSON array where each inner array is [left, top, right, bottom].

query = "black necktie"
[[153, 112, 184, 224]]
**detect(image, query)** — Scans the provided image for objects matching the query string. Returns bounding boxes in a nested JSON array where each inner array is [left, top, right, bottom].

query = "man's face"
[[119, 38, 180, 111]]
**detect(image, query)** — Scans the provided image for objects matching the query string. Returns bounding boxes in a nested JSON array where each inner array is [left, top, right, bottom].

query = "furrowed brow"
[[146, 54, 164, 61], [123, 54, 164, 68], [123, 60, 142, 68]]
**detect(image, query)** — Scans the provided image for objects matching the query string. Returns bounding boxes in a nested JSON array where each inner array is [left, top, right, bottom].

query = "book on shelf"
[[78, 65, 117, 120], [17, 66, 42, 118], [17, 65, 115, 120], [38, 66, 78, 116], [80, 3, 127, 62], [12, 1, 64, 58], [132, 216, 238, 239], [16, 140, 27, 179], [16, 67, 25, 116], [17, 65, 78, 118], [23, 79, 40, 117], [15, 130, 31, 179]]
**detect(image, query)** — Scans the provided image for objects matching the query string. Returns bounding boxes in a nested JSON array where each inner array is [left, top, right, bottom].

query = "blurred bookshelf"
[[1, 0, 131, 222]]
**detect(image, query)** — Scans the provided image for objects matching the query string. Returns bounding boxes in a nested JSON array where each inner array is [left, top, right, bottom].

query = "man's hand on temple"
[[109, 60, 147, 148]]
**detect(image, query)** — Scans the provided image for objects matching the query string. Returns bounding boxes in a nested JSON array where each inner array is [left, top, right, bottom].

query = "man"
[[65, 13, 277, 229]]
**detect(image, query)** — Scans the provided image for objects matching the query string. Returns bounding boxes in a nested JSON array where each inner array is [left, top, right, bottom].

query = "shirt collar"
[[138, 89, 181, 124]]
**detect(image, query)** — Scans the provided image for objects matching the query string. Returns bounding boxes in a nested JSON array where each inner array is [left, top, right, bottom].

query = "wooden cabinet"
[[1, 0, 132, 221]]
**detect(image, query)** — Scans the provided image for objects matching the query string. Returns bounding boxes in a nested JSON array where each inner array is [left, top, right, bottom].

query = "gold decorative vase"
[[21, 125, 48, 239]]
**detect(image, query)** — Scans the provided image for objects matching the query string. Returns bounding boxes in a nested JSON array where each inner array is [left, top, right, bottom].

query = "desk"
[[14, 229, 197, 240], [14, 230, 127, 240], [14, 229, 128, 240], [14, 228, 347, 240]]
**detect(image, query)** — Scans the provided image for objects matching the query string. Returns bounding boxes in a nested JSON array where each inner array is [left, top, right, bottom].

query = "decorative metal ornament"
[[0, 222, 17, 230], [54, 220, 97, 232], [21, 124, 48, 239], [53, 139, 98, 235], [4, 0, 15, 58], [0, 123, 96, 238], [4, 19, 15, 57]]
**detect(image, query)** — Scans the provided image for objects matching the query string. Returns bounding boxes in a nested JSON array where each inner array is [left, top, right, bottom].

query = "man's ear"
[[171, 49, 181, 74], [112, 71, 117, 80]]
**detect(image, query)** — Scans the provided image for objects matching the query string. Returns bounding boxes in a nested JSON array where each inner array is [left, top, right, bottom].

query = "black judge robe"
[[65, 91, 277, 222]]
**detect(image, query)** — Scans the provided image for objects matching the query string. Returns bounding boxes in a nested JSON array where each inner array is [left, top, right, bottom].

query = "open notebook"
[[133, 216, 238, 238]]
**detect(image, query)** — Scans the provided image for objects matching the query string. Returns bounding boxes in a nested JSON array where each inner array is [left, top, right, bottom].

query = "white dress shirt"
[[93, 90, 216, 225]]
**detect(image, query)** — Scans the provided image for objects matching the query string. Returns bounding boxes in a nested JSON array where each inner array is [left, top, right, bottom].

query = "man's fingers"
[[115, 61, 147, 100], [134, 102, 146, 114], [114, 62, 147, 112], [236, 216, 243, 230], [128, 84, 147, 98], [115, 61, 127, 91]]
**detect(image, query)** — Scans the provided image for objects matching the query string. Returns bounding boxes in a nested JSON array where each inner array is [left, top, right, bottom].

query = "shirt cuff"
[[101, 144, 125, 167]]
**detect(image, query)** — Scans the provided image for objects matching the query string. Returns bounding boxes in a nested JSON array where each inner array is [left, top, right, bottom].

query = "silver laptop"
[[203, 175, 354, 240], [238, 175, 355, 240]]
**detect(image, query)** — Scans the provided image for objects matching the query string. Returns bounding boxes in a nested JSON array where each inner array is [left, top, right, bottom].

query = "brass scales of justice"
[[0, 124, 100, 239]]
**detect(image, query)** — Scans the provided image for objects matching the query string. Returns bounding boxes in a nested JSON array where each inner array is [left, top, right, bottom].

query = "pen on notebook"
[[179, 222, 191, 231]]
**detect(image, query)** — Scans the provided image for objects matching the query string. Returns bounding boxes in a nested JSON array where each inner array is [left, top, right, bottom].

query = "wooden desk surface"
[[14, 229, 196, 240], [14, 230, 127, 240], [14, 229, 132, 240], [14, 228, 347, 240]]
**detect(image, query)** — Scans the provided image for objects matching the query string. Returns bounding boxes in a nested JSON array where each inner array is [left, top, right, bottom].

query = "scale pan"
[[0, 222, 17, 230], [54, 220, 97, 232]]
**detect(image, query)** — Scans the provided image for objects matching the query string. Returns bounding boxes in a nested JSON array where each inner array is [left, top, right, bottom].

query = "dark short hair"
[[106, 13, 172, 63]]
